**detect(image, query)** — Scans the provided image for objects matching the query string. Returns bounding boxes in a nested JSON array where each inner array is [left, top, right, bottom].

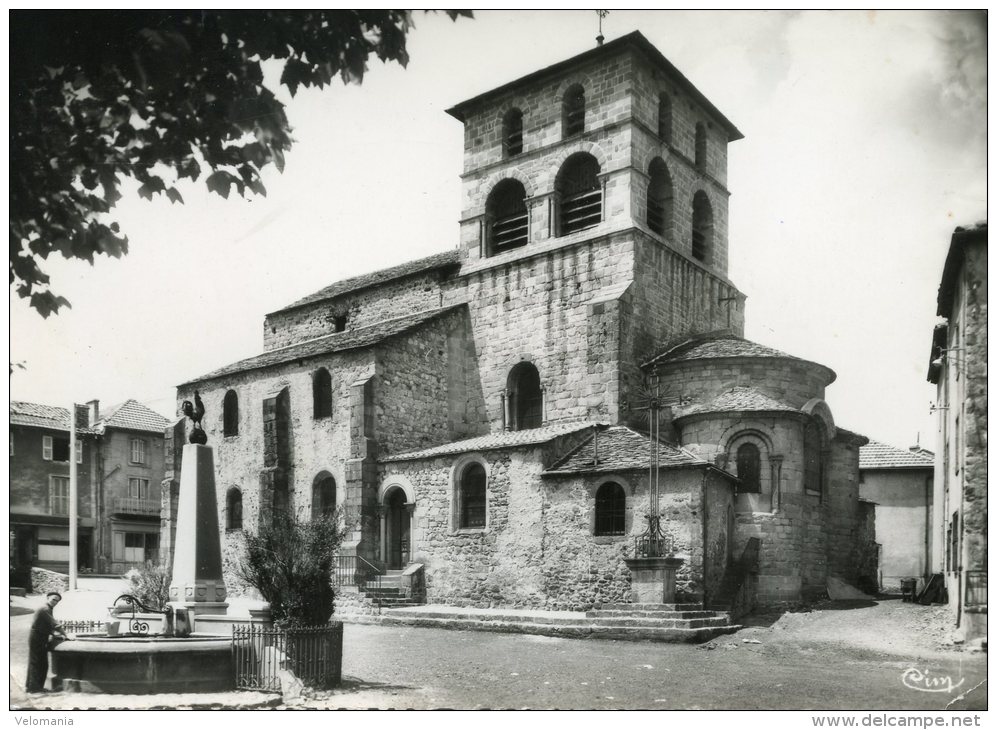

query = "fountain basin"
[[51, 634, 234, 694]]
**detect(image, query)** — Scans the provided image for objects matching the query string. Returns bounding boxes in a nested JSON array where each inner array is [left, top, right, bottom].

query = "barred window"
[[594, 482, 626, 536]]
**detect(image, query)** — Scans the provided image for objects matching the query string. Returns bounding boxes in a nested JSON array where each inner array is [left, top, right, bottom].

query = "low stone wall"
[[31, 567, 70, 595], [334, 589, 380, 617]]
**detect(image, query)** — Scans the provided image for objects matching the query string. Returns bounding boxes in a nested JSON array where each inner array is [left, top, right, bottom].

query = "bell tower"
[[446, 32, 746, 429]]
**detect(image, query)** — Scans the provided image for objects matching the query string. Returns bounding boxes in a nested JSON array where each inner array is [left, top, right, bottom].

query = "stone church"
[[171, 31, 876, 611]]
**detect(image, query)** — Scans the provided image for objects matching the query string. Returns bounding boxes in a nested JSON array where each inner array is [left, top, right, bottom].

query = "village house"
[[9, 399, 168, 586], [172, 31, 876, 611], [858, 440, 934, 592], [927, 222, 987, 643]]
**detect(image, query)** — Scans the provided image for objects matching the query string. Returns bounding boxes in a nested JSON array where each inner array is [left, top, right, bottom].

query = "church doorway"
[[385, 487, 411, 570]]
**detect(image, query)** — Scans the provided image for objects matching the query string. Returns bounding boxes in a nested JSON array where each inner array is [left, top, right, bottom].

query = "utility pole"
[[69, 403, 78, 591]]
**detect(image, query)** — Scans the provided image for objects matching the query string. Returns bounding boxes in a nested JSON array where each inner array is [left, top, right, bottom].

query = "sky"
[[8, 9, 988, 452]]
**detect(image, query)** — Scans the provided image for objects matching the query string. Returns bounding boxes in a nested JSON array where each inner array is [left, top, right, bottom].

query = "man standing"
[[25, 591, 68, 693]]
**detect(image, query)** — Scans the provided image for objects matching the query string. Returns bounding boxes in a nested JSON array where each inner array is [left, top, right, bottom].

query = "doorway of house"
[[386, 488, 410, 570]]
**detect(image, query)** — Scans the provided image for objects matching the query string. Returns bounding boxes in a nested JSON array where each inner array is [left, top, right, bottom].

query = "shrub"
[[125, 561, 172, 611], [237, 510, 345, 627]]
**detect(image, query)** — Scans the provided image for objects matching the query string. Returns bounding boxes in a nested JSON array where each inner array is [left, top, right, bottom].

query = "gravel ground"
[[10, 595, 986, 711]]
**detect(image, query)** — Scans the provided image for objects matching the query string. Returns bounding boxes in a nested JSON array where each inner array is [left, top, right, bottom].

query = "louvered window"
[[557, 154, 601, 236], [503, 108, 523, 157], [487, 179, 528, 253], [691, 191, 712, 263], [647, 158, 672, 237]]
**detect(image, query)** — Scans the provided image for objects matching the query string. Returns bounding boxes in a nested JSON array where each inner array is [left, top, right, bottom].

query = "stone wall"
[[461, 233, 633, 429], [381, 447, 713, 611], [263, 268, 456, 351]]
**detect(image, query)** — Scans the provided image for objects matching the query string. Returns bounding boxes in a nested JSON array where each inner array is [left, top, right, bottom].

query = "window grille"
[[563, 86, 585, 137], [595, 482, 626, 536], [459, 463, 486, 529], [503, 109, 523, 157]]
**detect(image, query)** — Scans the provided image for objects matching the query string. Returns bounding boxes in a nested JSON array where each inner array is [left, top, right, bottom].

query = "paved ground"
[[10, 594, 987, 711]]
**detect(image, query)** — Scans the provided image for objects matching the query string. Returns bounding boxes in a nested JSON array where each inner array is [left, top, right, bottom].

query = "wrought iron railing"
[[233, 623, 343, 692], [633, 515, 673, 558], [332, 554, 382, 594], [61, 619, 106, 635], [112, 496, 160, 516]]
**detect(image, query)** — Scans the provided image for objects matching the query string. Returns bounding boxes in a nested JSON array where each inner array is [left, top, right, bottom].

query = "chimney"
[[87, 399, 100, 426], [74, 404, 89, 430]]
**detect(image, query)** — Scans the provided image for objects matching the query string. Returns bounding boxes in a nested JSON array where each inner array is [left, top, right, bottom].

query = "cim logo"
[[901, 667, 965, 694]]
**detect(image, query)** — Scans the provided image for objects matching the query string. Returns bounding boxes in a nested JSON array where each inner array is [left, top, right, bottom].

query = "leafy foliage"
[[10, 10, 470, 317], [124, 561, 172, 611], [237, 511, 346, 627]]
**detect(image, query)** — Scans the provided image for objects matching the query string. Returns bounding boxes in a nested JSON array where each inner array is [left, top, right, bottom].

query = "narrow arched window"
[[458, 463, 487, 529], [486, 179, 528, 254], [646, 157, 673, 237], [562, 84, 585, 137], [503, 108, 523, 157], [556, 153, 601, 236], [312, 473, 336, 519], [657, 94, 672, 143], [223, 390, 239, 437], [507, 362, 542, 431], [736, 443, 761, 494], [804, 421, 825, 495], [691, 191, 713, 264], [695, 122, 707, 171], [594, 482, 626, 536], [226, 488, 243, 530], [313, 367, 332, 419]]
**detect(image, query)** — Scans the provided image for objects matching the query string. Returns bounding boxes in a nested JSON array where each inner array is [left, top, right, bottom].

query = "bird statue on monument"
[[181, 390, 207, 445]]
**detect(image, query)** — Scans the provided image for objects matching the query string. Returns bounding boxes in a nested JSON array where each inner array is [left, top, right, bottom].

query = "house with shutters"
[[172, 31, 876, 611], [9, 398, 168, 584]]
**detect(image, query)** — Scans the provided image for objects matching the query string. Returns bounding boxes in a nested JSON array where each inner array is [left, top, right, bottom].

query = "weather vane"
[[596, 10, 609, 46]]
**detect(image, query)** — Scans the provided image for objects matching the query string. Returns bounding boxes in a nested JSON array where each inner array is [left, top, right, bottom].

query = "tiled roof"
[[860, 440, 935, 470], [10, 401, 94, 434], [181, 305, 464, 386], [381, 421, 603, 463], [673, 387, 798, 419], [544, 426, 712, 475], [273, 249, 462, 314], [644, 331, 799, 367], [94, 400, 170, 434]]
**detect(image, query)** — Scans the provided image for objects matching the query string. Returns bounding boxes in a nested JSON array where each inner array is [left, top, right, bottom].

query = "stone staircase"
[[361, 569, 426, 609], [364, 601, 741, 643]]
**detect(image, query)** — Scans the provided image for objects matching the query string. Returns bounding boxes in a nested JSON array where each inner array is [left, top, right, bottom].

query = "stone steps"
[[374, 613, 741, 643], [586, 609, 719, 619], [598, 602, 704, 611]]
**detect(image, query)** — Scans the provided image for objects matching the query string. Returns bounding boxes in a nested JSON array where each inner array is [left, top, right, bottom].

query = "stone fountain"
[[51, 393, 250, 694]]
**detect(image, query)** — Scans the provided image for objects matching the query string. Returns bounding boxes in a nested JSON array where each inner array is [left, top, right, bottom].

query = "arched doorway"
[[384, 487, 411, 570]]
